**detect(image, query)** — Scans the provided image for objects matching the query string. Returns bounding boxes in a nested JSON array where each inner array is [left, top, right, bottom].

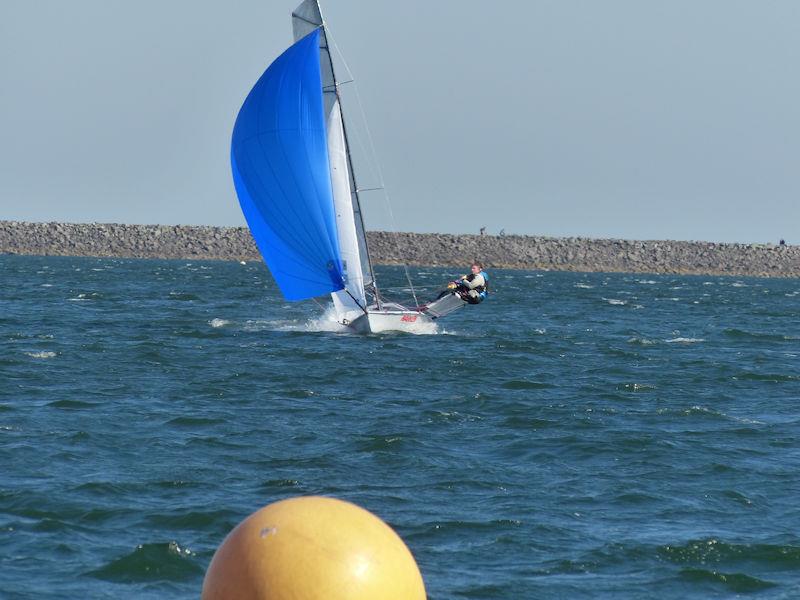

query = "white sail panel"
[[292, 0, 375, 292], [292, 0, 323, 40], [328, 99, 366, 319], [292, 0, 335, 116]]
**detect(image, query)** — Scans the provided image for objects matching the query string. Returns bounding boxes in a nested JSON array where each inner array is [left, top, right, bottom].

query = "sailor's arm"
[[460, 273, 485, 290]]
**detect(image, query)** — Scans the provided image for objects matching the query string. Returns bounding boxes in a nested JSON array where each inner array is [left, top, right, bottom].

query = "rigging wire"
[[326, 27, 420, 309]]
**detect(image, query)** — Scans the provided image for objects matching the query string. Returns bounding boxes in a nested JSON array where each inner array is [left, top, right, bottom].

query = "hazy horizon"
[[1, 1, 798, 244]]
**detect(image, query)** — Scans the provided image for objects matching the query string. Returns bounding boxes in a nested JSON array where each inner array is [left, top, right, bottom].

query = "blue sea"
[[2, 255, 799, 599]]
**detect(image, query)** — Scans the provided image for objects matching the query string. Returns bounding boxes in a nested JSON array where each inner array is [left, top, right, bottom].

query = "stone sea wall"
[[1, 220, 798, 278]]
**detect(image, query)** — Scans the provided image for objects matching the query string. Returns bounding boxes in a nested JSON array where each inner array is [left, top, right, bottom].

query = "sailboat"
[[230, 0, 466, 333]]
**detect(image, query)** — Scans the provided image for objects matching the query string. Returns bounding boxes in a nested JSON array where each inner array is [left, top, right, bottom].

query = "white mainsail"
[[327, 98, 367, 316], [292, 0, 375, 322]]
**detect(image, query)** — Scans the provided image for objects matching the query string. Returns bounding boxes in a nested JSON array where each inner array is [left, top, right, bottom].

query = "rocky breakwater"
[[0, 221, 258, 261], [370, 232, 800, 278], [1, 221, 798, 278]]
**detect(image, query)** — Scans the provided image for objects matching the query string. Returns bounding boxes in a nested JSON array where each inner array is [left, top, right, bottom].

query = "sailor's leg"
[[464, 290, 481, 304]]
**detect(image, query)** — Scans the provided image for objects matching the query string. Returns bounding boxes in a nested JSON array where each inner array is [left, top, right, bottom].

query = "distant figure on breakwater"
[[480, 226, 486, 236], [779, 239, 786, 246]]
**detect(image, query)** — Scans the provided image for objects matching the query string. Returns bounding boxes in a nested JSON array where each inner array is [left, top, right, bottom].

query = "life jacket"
[[464, 271, 489, 300], [477, 271, 489, 300]]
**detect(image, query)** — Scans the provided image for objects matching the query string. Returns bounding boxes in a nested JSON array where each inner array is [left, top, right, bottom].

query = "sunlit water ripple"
[[1, 255, 799, 598]]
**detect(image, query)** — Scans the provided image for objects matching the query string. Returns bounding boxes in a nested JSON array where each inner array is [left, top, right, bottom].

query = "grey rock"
[[0, 220, 798, 278]]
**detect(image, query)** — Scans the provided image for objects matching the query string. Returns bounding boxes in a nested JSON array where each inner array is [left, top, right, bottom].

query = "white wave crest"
[[67, 292, 101, 302], [628, 337, 656, 345], [26, 351, 56, 359], [604, 298, 627, 306], [304, 306, 351, 333], [209, 318, 231, 328]]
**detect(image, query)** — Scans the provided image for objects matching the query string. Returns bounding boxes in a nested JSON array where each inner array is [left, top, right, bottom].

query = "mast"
[[322, 33, 381, 307], [292, 0, 381, 308]]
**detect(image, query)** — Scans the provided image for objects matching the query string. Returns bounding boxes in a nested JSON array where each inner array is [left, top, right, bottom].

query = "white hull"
[[344, 293, 467, 334], [348, 306, 435, 334]]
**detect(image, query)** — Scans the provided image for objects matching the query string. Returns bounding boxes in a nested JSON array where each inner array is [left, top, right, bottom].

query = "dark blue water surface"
[[2, 255, 799, 599]]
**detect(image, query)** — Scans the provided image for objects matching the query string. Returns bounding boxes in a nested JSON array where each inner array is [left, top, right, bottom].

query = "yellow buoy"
[[202, 496, 427, 600]]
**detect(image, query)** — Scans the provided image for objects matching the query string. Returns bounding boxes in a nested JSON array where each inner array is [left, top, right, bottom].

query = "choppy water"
[[2, 255, 799, 599]]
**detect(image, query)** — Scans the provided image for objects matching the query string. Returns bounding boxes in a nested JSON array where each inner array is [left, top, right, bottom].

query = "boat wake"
[[304, 306, 350, 333], [225, 306, 445, 335], [307, 305, 442, 335]]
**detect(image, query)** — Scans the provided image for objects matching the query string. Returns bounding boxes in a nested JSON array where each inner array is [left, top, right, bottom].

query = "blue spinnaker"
[[231, 29, 344, 301]]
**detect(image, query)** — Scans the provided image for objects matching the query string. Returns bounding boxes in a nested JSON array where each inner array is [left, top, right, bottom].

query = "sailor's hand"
[[447, 282, 457, 290], [460, 275, 468, 280]]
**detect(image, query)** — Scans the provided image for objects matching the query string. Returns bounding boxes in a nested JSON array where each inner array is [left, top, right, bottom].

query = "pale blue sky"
[[1, 1, 798, 243]]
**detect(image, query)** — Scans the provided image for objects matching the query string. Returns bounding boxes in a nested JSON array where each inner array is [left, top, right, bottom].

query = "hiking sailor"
[[439, 261, 488, 304], [455, 261, 488, 303]]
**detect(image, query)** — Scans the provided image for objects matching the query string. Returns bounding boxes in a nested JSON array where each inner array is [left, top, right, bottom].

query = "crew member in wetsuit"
[[436, 261, 489, 304], [456, 261, 489, 303]]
